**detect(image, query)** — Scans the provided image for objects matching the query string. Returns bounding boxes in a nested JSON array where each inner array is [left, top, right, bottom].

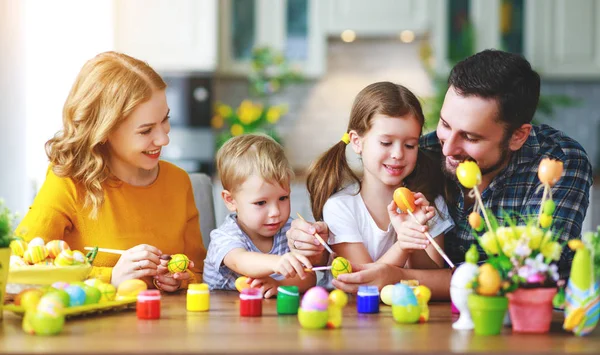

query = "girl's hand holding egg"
[[388, 190, 433, 251]]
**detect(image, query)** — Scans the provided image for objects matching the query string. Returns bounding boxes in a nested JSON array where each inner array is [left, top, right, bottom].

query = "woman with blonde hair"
[[16, 52, 206, 290]]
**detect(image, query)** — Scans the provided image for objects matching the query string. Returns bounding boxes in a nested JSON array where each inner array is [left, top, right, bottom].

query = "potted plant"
[[0, 200, 17, 318], [457, 159, 564, 334]]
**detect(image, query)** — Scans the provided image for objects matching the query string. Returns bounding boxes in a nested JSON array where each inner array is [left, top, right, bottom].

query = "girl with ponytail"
[[306, 82, 454, 269]]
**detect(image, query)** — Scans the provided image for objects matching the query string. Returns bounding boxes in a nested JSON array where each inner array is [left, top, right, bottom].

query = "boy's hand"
[[247, 277, 280, 298], [273, 252, 312, 279]]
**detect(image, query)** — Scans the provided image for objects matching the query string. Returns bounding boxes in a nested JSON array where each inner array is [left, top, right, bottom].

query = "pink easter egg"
[[300, 286, 329, 311]]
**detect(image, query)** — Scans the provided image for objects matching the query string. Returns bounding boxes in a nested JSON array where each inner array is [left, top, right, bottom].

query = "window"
[[500, 0, 524, 55], [285, 0, 308, 61], [232, 0, 255, 59]]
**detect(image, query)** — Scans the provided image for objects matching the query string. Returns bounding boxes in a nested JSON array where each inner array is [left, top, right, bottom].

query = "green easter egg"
[[543, 200, 556, 215]]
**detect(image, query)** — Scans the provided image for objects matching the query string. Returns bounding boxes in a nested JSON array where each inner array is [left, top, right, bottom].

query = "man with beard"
[[286, 49, 593, 299]]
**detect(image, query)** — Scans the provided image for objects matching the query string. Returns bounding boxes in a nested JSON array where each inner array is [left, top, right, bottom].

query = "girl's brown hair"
[[306, 81, 443, 220], [46, 51, 166, 218]]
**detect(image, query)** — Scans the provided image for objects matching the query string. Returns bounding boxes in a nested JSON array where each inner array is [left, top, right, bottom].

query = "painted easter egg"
[[392, 283, 418, 307], [301, 286, 329, 311], [72, 250, 88, 265], [393, 187, 416, 213], [28, 237, 46, 248], [328, 289, 348, 308], [331, 256, 352, 279], [23, 245, 49, 264], [538, 158, 563, 187], [381, 284, 394, 306], [116, 279, 147, 300], [45, 240, 70, 258], [27, 311, 65, 336], [37, 294, 65, 317], [9, 239, 28, 257], [64, 285, 87, 307], [84, 278, 104, 288], [168, 253, 190, 273], [456, 161, 481, 189], [235, 276, 251, 292], [54, 249, 74, 266], [413, 285, 431, 303], [97, 282, 117, 302], [468, 212, 483, 232], [51, 281, 70, 290]]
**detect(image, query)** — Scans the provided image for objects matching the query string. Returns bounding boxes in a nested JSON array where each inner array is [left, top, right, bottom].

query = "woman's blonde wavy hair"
[[46, 51, 166, 218]]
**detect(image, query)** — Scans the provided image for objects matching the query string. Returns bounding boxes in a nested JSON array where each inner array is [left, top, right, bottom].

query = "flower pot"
[[0, 248, 11, 320], [507, 287, 557, 333], [468, 294, 508, 335]]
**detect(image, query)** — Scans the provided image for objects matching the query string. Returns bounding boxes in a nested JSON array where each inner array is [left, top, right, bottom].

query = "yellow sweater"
[[16, 161, 207, 285]]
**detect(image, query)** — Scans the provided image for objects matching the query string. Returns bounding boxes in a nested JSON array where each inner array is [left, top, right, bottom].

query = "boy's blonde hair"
[[46, 51, 166, 218], [216, 134, 294, 193]]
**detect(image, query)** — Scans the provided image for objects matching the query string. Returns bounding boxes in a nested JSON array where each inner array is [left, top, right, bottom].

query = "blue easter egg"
[[391, 283, 418, 306], [64, 285, 86, 307]]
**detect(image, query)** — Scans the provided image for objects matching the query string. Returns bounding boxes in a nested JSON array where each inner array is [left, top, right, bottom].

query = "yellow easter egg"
[[167, 253, 190, 273], [540, 214, 552, 229], [23, 245, 49, 264], [235, 276, 251, 292], [476, 263, 501, 296], [393, 187, 416, 213], [331, 257, 352, 279], [413, 285, 431, 303], [45, 240, 70, 258], [10, 239, 28, 257], [380, 284, 394, 306], [116, 279, 147, 300], [97, 283, 117, 302], [54, 249, 74, 266], [456, 161, 482, 189], [328, 289, 348, 308]]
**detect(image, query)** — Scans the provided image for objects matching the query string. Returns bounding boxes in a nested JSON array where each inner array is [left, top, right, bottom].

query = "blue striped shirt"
[[420, 124, 592, 279], [203, 214, 292, 290]]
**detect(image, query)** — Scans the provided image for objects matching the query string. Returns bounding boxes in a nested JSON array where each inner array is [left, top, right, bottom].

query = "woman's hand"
[[154, 256, 196, 292], [111, 244, 162, 287]]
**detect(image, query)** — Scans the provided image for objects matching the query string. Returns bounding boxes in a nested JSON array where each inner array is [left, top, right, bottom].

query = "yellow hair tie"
[[341, 132, 350, 144]]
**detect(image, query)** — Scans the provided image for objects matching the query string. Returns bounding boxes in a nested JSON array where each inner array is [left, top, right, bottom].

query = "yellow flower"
[[495, 227, 514, 248], [216, 103, 233, 118], [211, 115, 224, 129], [541, 241, 561, 261], [237, 100, 262, 125], [480, 231, 499, 255], [502, 240, 517, 258], [526, 225, 544, 250], [230, 124, 244, 136], [266, 107, 281, 124]]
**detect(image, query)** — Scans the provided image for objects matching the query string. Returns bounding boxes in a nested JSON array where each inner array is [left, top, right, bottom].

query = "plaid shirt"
[[203, 214, 292, 290], [420, 124, 593, 279]]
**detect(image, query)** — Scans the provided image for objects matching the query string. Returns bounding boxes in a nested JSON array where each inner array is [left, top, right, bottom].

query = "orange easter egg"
[[393, 187, 416, 213], [538, 158, 563, 187], [235, 276, 251, 292]]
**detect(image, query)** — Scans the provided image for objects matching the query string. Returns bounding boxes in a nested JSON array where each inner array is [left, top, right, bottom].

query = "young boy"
[[203, 134, 316, 298]]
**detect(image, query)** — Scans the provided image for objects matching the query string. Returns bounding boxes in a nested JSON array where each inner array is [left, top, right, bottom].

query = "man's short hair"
[[449, 49, 541, 131]]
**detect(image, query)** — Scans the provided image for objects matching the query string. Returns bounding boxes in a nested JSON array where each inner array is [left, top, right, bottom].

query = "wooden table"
[[1, 291, 599, 354]]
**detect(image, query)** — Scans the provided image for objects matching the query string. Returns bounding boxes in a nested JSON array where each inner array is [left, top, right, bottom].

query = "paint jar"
[[187, 283, 210, 311], [137, 290, 161, 319], [240, 288, 262, 317], [357, 285, 379, 314], [277, 286, 299, 315]]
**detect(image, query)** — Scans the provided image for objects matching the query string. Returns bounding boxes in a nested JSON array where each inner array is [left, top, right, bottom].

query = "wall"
[[0, 0, 27, 213]]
